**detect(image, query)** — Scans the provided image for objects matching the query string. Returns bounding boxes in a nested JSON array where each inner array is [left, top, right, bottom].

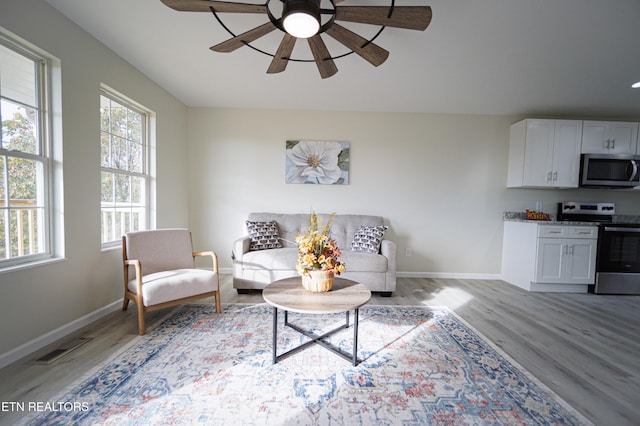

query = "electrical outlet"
[[405, 248, 412, 257]]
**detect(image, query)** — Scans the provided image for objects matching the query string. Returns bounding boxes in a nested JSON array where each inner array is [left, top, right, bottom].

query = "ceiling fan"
[[161, 0, 432, 78]]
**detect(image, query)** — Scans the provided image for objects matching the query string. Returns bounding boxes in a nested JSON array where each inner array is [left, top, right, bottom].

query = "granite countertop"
[[503, 212, 640, 225]]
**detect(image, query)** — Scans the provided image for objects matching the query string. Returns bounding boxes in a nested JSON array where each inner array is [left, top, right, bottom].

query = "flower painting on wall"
[[285, 140, 349, 185]]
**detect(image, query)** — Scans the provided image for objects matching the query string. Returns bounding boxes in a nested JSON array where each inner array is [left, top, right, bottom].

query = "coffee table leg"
[[353, 308, 359, 366], [272, 307, 278, 364]]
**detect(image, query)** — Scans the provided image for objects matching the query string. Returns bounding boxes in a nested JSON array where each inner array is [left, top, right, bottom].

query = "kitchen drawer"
[[537, 225, 598, 238], [567, 226, 598, 238]]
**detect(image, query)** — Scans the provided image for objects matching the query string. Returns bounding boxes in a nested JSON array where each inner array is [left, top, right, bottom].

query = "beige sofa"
[[232, 213, 396, 296]]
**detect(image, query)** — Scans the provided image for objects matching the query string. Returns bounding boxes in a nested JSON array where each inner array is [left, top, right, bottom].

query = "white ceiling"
[[46, 0, 640, 116]]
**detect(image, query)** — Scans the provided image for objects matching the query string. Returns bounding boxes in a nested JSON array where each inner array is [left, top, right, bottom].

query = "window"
[[0, 36, 51, 267], [100, 89, 149, 247]]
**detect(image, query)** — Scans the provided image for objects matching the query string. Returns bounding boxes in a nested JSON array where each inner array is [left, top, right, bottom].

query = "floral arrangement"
[[295, 212, 346, 276]]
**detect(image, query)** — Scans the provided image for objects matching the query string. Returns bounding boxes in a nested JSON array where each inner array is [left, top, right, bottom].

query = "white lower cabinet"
[[502, 222, 597, 293]]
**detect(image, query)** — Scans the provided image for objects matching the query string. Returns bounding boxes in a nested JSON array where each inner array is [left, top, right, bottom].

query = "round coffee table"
[[263, 276, 371, 366]]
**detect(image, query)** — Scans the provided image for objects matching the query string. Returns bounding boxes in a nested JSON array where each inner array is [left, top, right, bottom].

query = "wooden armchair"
[[122, 228, 221, 335]]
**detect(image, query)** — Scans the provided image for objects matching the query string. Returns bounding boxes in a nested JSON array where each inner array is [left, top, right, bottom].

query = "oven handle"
[[603, 226, 640, 233]]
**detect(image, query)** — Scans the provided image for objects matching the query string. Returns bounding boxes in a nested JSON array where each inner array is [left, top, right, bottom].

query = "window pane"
[[0, 157, 5, 201], [1, 99, 38, 154], [129, 141, 142, 173], [0, 44, 36, 107], [100, 96, 111, 132], [131, 176, 144, 204], [129, 110, 142, 142], [8, 208, 42, 257], [113, 207, 126, 239], [112, 136, 128, 170], [101, 171, 113, 202], [0, 213, 5, 259], [115, 173, 129, 203], [131, 207, 144, 232], [8, 157, 37, 202], [101, 207, 114, 243], [109, 101, 127, 138], [100, 132, 110, 167]]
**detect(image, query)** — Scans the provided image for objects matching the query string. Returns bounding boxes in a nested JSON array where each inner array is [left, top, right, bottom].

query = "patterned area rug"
[[24, 304, 591, 425]]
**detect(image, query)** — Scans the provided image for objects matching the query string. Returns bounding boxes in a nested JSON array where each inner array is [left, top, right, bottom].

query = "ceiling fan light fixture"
[[283, 0, 321, 39]]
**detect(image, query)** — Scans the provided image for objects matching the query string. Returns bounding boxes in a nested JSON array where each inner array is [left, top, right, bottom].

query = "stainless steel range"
[[557, 202, 640, 295]]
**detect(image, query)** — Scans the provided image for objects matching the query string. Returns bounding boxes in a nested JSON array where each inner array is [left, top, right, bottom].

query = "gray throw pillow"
[[246, 220, 283, 251], [351, 225, 388, 254]]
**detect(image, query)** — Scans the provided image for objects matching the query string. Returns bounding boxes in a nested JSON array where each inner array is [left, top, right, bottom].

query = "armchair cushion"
[[128, 268, 218, 307]]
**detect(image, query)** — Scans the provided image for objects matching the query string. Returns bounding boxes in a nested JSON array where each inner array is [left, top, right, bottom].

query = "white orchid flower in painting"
[[286, 141, 344, 184]]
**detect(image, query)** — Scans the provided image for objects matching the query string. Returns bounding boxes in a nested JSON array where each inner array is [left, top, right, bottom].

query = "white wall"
[[187, 108, 640, 277], [0, 1, 188, 359]]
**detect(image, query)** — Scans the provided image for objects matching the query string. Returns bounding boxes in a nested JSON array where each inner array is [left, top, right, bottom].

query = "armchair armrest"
[[124, 259, 143, 295], [193, 250, 219, 273]]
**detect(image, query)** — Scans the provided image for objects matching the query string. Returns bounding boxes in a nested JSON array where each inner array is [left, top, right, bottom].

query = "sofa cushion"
[[351, 225, 388, 254], [246, 220, 282, 251], [243, 247, 298, 270]]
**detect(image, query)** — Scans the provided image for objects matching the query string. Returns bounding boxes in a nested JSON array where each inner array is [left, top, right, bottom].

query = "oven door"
[[597, 225, 640, 273]]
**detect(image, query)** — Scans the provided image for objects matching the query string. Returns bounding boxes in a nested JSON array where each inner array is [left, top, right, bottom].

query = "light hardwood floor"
[[1, 276, 639, 425]]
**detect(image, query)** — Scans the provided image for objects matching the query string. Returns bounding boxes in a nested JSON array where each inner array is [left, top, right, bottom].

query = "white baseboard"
[[0, 300, 122, 370], [397, 271, 503, 280]]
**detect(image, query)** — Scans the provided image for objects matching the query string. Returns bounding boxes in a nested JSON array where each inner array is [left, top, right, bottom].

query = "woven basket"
[[301, 270, 335, 293]]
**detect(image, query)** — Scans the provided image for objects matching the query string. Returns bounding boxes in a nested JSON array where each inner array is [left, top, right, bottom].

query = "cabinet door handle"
[[612, 139, 616, 149], [553, 171, 558, 181], [547, 171, 552, 182], [605, 139, 610, 149], [569, 245, 574, 255]]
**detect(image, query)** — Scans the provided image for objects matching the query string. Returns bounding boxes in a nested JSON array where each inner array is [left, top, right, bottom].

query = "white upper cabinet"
[[581, 121, 638, 154], [507, 119, 582, 188]]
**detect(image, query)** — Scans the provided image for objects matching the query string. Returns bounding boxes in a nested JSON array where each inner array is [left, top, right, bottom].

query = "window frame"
[[0, 33, 54, 269], [99, 87, 151, 249]]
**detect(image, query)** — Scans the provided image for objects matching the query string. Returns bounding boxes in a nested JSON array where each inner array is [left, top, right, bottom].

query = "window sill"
[[0, 256, 66, 275]]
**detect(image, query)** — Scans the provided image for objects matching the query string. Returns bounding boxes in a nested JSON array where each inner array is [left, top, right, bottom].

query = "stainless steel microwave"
[[580, 154, 640, 187]]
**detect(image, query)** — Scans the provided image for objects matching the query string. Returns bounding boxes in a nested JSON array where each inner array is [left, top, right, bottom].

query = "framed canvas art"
[[285, 140, 349, 184]]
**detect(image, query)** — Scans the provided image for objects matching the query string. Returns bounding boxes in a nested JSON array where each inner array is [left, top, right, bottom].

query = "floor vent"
[[32, 337, 93, 364]]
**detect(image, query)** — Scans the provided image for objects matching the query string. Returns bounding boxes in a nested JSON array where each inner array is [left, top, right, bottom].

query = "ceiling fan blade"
[[161, 0, 267, 13], [335, 6, 432, 30], [324, 23, 389, 67], [267, 34, 297, 74], [307, 35, 338, 79], [210, 22, 277, 53]]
